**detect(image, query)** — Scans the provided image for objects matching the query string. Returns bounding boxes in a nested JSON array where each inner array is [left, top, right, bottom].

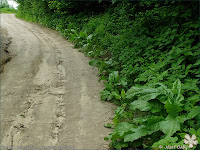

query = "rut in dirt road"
[[1, 14, 115, 149]]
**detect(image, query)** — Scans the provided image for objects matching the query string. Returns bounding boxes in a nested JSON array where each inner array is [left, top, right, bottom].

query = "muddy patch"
[[1, 27, 12, 73], [1, 14, 115, 149]]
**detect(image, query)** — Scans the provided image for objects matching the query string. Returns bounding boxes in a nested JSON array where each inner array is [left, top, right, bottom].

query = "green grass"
[[0, 8, 17, 14]]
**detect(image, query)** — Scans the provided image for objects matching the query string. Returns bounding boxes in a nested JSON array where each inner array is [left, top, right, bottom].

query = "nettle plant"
[[105, 79, 200, 149]]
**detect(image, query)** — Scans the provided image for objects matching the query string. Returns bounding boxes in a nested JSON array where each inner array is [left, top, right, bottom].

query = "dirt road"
[[1, 14, 115, 149], [1, 26, 12, 73]]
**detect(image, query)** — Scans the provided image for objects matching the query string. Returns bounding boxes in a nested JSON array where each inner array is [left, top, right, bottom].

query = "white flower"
[[184, 134, 198, 148]]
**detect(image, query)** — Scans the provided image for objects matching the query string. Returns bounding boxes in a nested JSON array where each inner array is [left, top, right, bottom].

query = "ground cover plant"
[[16, 0, 199, 149], [0, 7, 17, 13]]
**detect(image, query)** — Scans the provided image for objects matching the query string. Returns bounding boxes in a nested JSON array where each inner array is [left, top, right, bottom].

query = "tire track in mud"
[[1, 15, 44, 149], [1, 16, 68, 148], [1, 14, 115, 149]]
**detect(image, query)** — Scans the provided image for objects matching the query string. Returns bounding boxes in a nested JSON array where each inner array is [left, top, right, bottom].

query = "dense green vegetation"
[[16, 0, 199, 149], [0, 0, 17, 13], [0, 7, 17, 13]]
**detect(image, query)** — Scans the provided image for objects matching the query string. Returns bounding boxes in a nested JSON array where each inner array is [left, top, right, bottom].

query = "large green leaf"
[[152, 136, 178, 149], [126, 82, 178, 104], [138, 93, 161, 101], [160, 115, 182, 137], [123, 117, 165, 142], [114, 122, 136, 137], [156, 83, 173, 99], [130, 100, 150, 111], [124, 125, 156, 142], [126, 86, 159, 99], [177, 115, 187, 123], [149, 100, 164, 113], [164, 101, 183, 115], [145, 116, 164, 131], [133, 117, 148, 124], [126, 87, 143, 99]]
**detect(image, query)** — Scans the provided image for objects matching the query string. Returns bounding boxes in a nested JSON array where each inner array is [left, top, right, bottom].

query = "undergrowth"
[[0, 8, 17, 13], [16, 0, 200, 149]]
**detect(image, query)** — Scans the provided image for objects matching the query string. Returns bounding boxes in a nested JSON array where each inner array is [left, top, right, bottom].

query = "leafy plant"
[[100, 71, 127, 104], [106, 79, 200, 149], [0, 7, 17, 13]]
